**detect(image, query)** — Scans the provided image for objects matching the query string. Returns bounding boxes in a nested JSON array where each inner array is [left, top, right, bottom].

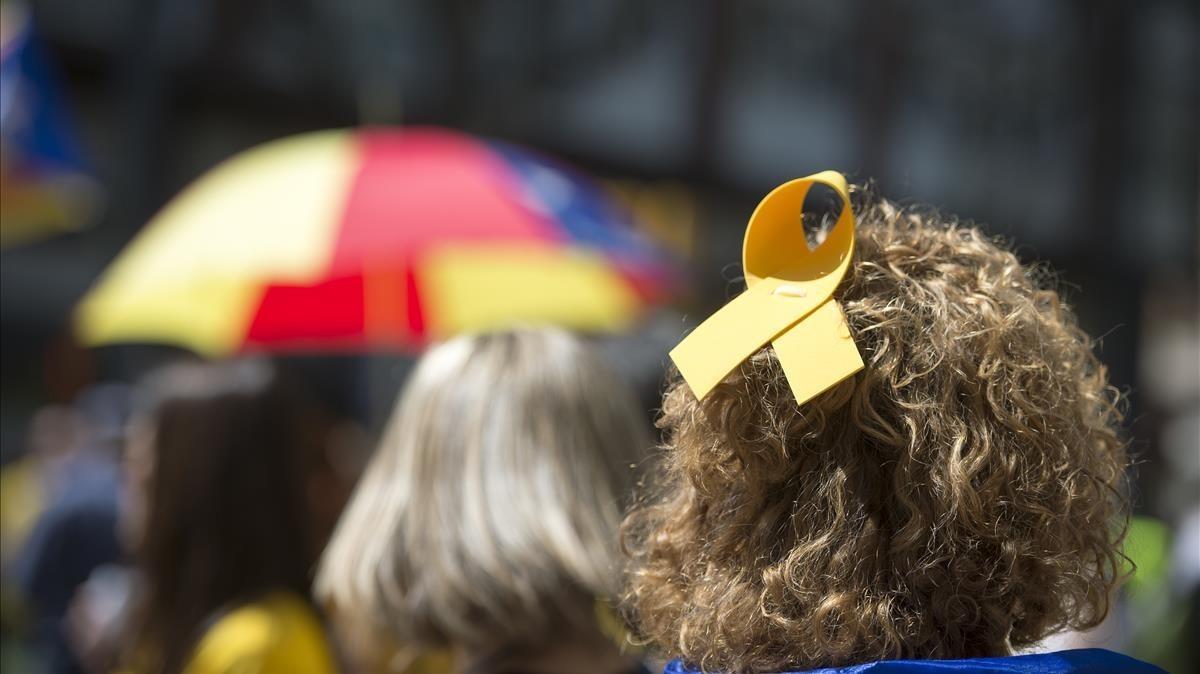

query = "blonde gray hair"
[[318, 328, 650, 654]]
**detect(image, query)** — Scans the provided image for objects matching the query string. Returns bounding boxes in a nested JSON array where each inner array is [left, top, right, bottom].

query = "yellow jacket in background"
[[180, 592, 335, 674]]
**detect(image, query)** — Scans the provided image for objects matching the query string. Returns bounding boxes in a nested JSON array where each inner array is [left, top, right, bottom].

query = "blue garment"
[[17, 454, 123, 674], [664, 649, 1165, 674]]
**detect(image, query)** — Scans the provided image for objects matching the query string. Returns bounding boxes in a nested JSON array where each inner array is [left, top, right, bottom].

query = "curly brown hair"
[[622, 189, 1130, 673]]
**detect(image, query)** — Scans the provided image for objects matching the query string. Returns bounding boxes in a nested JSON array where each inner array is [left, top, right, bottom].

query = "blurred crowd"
[[3, 264, 1197, 674], [0, 334, 658, 674], [2, 328, 1187, 674]]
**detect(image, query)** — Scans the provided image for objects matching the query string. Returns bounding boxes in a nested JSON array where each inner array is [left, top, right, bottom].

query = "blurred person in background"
[[9, 385, 129, 674], [318, 328, 652, 674], [92, 359, 340, 674], [2, 405, 86, 674], [2, 407, 82, 575]]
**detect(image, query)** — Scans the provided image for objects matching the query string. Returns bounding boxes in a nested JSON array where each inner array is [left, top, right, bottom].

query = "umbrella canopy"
[[76, 127, 676, 355]]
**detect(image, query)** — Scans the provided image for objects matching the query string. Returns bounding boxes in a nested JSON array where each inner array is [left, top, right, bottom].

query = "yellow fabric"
[[420, 245, 639, 338], [0, 458, 43, 563], [669, 171, 863, 405], [76, 131, 356, 356], [180, 593, 336, 674]]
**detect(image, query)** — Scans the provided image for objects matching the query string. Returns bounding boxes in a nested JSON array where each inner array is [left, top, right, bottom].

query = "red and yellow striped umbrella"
[[76, 128, 676, 355]]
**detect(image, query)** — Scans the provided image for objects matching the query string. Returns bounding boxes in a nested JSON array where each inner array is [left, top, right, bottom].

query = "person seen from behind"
[[622, 182, 1164, 673], [319, 328, 652, 674], [15, 386, 129, 674], [114, 359, 338, 674]]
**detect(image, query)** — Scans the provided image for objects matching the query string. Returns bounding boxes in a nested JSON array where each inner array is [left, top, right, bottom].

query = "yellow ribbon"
[[669, 171, 864, 406]]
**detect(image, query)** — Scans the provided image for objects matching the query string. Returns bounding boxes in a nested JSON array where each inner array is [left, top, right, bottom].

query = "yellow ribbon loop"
[[669, 170, 864, 406]]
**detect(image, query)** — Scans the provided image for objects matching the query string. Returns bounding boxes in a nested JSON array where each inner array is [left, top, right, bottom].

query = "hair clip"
[[670, 171, 864, 406]]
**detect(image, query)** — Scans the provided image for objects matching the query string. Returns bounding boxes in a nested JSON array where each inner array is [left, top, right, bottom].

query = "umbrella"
[[76, 127, 676, 355]]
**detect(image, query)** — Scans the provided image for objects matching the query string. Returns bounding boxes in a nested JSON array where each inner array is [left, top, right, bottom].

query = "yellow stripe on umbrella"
[[77, 132, 356, 355], [420, 245, 639, 336]]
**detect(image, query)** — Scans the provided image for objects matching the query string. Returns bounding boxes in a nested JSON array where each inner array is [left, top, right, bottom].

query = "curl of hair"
[[622, 189, 1129, 673]]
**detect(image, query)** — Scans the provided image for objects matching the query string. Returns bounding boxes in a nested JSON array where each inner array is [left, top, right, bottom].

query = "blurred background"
[[1, 0, 1197, 672]]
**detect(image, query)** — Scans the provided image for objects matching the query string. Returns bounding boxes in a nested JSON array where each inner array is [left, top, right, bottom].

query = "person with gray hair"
[[318, 327, 652, 674]]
